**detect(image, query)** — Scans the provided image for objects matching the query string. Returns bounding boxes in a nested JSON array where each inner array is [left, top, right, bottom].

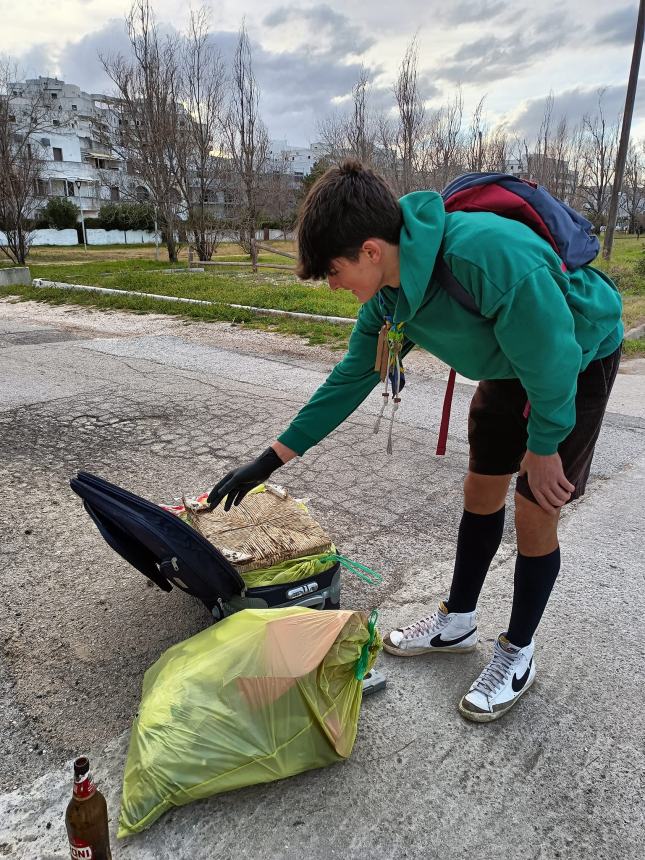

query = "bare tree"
[[392, 36, 426, 194], [484, 125, 511, 172], [260, 150, 298, 238], [564, 123, 587, 209], [528, 93, 555, 187], [424, 89, 464, 190], [579, 91, 619, 230], [176, 6, 226, 260], [346, 66, 378, 164], [317, 66, 378, 167], [622, 141, 645, 232], [464, 96, 486, 172], [100, 0, 185, 261], [0, 60, 48, 264], [222, 23, 269, 252]]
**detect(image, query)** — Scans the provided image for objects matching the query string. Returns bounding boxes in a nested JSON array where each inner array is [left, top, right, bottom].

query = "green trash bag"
[[118, 607, 382, 836], [240, 547, 338, 588]]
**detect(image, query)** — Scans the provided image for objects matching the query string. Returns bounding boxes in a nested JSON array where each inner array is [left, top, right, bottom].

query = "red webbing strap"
[[436, 368, 457, 455]]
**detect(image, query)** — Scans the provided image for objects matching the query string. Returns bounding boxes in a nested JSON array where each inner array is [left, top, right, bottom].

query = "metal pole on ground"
[[75, 179, 87, 252], [154, 206, 160, 261], [603, 0, 645, 260], [250, 236, 258, 273]]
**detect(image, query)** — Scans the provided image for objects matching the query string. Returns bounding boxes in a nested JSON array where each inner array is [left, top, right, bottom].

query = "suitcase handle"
[[289, 593, 327, 609]]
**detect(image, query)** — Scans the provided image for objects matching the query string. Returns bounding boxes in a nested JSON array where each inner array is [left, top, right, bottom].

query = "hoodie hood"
[[393, 191, 445, 324]]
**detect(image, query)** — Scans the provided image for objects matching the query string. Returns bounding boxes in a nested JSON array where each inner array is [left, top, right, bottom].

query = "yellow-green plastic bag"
[[240, 547, 338, 588], [118, 607, 382, 836]]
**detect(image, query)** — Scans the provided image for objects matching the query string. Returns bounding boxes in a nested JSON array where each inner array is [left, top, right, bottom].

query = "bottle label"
[[69, 838, 93, 859], [73, 772, 96, 801]]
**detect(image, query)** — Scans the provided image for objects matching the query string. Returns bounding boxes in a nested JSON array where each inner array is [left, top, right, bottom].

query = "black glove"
[[207, 447, 284, 511]]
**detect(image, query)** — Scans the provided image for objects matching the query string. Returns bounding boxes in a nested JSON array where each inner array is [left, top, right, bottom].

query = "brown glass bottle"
[[65, 757, 112, 860]]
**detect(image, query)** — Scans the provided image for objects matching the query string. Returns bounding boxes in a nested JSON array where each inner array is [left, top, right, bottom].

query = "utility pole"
[[603, 0, 645, 259]]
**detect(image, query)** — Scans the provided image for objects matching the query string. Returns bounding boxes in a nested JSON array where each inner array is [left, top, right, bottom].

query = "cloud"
[[504, 81, 645, 140], [435, 0, 507, 25], [590, 6, 638, 47], [58, 19, 133, 94], [262, 3, 375, 56], [215, 10, 388, 141], [250, 43, 386, 141], [13, 19, 132, 95], [437, 13, 568, 84]]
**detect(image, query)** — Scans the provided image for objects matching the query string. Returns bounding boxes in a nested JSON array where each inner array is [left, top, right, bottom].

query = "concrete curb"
[[624, 321, 645, 340], [0, 267, 30, 287], [31, 279, 357, 326]]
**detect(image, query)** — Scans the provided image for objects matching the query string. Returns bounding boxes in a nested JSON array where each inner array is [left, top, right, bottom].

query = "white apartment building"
[[9, 77, 127, 218], [9, 78, 321, 224], [268, 139, 323, 179]]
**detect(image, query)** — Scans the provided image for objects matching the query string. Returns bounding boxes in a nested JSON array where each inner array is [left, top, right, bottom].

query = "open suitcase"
[[70, 472, 385, 694], [70, 471, 342, 620]]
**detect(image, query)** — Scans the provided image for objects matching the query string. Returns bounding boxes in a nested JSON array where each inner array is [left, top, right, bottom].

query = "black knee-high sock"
[[446, 507, 506, 613], [506, 548, 561, 648]]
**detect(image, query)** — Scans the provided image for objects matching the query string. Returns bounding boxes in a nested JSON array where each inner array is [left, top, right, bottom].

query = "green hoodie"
[[278, 191, 623, 457]]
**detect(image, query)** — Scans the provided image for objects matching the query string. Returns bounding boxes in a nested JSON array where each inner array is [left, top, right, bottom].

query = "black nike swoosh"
[[429, 628, 476, 648], [511, 658, 533, 692]]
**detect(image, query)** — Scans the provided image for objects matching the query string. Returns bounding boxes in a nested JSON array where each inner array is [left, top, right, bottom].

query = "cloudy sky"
[[0, 0, 642, 145]]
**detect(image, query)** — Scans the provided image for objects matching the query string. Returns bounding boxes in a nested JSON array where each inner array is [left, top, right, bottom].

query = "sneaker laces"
[[471, 643, 517, 697], [399, 609, 448, 641]]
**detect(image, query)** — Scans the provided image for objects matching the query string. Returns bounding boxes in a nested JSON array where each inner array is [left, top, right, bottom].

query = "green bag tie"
[[320, 554, 383, 586], [355, 610, 379, 681]]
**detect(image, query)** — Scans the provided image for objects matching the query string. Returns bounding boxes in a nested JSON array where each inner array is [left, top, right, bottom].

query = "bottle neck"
[[73, 771, 97, 801]]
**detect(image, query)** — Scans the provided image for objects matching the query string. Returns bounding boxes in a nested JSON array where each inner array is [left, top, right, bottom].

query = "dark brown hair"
[[296, 160, 402, 279]]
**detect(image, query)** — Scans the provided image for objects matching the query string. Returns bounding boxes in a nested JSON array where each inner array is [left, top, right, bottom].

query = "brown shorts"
[[468, 346, 622, 505]]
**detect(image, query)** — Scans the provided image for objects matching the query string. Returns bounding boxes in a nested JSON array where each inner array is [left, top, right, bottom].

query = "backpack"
[[432, 171, 599, 454]]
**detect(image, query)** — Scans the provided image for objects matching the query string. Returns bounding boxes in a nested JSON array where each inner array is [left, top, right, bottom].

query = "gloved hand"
[[207, 447, 284, 511]]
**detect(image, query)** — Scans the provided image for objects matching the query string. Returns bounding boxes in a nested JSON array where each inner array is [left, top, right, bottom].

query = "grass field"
[[1, 235, 644, 353]]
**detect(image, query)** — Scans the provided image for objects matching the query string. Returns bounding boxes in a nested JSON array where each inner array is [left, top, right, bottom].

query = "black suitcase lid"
[[70, 471, 245, 608]]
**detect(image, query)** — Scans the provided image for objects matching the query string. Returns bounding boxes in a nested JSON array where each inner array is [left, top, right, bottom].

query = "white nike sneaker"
[[459, 634, 536, 722], [383, 601, 478, 656]]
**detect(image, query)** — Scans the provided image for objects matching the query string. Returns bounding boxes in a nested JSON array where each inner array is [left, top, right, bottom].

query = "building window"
[[52, 119, 60, 127], [52, 147, 63, 162], [72, 104, 78, 111], [66, 181, 75, 197], [110, 186, 120, 201], [51, 92, 57, 100]]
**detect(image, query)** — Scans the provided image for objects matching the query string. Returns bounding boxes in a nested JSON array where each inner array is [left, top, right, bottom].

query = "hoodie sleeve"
[[278, 299, 411, 455], [491, 265, 583, 455]]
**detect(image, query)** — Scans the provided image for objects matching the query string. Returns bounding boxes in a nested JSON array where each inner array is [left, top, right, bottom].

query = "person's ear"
[[362, 239, 382, 262]]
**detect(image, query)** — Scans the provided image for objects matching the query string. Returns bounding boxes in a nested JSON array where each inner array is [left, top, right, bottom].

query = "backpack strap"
[[431, 254, 481, 456], [436, 368, 457, 456], [433, 254, 481, 316]]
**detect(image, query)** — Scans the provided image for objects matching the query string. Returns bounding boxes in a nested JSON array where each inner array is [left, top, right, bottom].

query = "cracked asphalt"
[[0, 299, 644, 859]]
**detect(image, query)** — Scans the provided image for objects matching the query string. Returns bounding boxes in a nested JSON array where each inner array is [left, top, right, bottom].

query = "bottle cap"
[[74, 756, 90, 777]]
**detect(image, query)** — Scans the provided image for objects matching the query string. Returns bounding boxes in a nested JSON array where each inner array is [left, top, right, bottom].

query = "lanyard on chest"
[[373, 292, 406, 454]]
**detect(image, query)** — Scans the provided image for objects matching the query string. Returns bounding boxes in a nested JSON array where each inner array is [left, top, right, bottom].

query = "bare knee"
[[464, 472, 512, 515], [515, 491, 559, 556]]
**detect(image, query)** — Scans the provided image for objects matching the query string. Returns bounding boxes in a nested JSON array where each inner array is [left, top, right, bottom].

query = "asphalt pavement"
[[0, 302, 643, 859]]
